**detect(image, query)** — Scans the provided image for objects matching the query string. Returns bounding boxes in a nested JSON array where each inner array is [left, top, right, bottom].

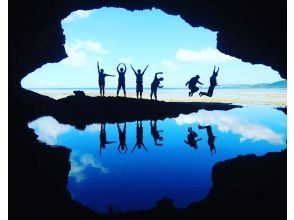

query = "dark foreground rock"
[[21, 89, 242, 128], [10, 89, 286, 220]]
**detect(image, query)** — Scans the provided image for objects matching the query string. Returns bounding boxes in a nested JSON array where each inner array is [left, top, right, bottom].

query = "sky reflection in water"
[[28, 105, 286, 213]]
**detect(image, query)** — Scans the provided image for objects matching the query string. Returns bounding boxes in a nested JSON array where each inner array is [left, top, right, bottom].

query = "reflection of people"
[[198, 125, 216, 155], [131, 64, 149, 99], [199, 66, 219, 97], [117, 123, 127, 154], [150, 72, 164, 100], [99, 123, 115, 156], [184, 127, 202, 149], [185, 75, 203, 97], [97, 61, 115, 97], [150, 120, 163, 146], [132, 121, 147, 153], [116, 63, 127, 97]]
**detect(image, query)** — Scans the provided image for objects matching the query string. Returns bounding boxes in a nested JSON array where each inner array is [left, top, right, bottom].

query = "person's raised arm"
[[198, 80, 204, 85], [122, 63, 127, 73], [97, 61, 100, 73], [130, 65, 137, 75], [116, 63, 121, 73], [142, 65, 149, 75], [155, 72, 163, 78]]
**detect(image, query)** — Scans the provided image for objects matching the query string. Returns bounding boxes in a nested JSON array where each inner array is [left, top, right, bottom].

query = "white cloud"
[[28, 116, 71, 145], [63, 10, 93, 23], [119, 57, 133, 64], [176, 47, 236, 63], [161, 60, 179, 71], [70, 154, 109, 183], [84, 123, 101, 133], [62, 39, 109, 66], [175, 111, 284, 145]]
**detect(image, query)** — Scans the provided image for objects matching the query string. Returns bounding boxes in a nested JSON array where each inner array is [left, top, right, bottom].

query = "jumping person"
[[198, 125, 216, 155], [199, 66, 219, 97], [116, 63, 127, 97], [97, 61, 114, 97], [150, 72, 164, 100], [184, 127, 202, 149], [185, 75, 203, 97], [130, 64, 149, 99]]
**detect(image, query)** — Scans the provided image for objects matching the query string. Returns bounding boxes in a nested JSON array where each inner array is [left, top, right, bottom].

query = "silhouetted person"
[[131, 64, 149, 99], [97, 61, 114, 97], [132, 121, 147, 153], [184, 127, 202, 149], [99, 123, 115, 156], [198, 125, 216, 155], [185, 75, 203, 97], [150, 120, 163, 146], [150, 72, 164, 100], [199, 66, 219, 97], [116, 63, 127, 97], [117, 123, 127, 154]]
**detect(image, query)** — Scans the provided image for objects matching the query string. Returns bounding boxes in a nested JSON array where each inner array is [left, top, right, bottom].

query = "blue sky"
[[21, 7, 283, 88]]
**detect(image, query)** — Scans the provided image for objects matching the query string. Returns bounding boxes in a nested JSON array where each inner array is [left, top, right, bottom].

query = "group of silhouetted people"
[[97, 62, 164, 100], [97, 61, 220, 100], [99, 120, 164, 156], [185, 65, 220, 97], [184, 125, 216, 155], [99, 121, 216, 156]]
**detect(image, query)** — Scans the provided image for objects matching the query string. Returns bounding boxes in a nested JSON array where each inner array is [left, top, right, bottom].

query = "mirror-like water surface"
[[28, 106, 286, 213]]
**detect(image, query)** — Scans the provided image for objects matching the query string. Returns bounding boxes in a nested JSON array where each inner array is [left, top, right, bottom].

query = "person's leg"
[[150, 91, 153, 99], [136, 85, 139, 99], [99, 84, 103, 96], [154, 90, 157, 100], [122, 83, 126, 97], [102, 84, 105, 97]]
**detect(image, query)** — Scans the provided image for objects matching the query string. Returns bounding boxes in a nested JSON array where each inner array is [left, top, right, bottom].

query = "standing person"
[[132, 121, 147, 153], [130, 64, 149, 99], [117, 123, 127, 154], [97, 61, 114, 97], [150, 120, 163, 146], [185, 75, 203, 97], [116, 63, 127, 97], [150, 72, 164, 100], [99, 123, 115, 156], [199, 66, 220, 97]]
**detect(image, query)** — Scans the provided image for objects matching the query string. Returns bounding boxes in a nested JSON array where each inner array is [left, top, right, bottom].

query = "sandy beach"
[[29, 88, 287, 107]]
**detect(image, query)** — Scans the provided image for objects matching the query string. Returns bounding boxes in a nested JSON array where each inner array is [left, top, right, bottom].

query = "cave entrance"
[[21, 7, 284, 103]]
